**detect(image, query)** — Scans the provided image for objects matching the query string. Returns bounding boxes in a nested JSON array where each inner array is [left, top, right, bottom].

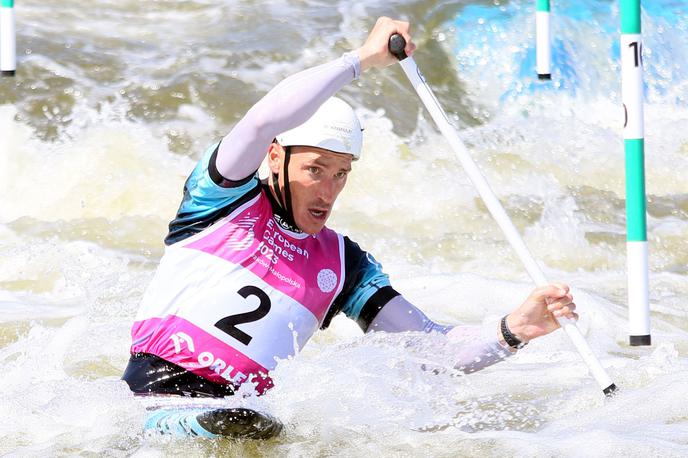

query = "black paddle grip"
[[388, 34, 407, 61]]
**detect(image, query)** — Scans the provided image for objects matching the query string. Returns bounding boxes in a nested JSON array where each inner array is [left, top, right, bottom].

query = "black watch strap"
[[501, 315, 527, 349]]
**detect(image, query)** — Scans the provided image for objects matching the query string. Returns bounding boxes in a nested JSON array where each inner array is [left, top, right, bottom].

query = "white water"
[[1, 0, 687, 456]]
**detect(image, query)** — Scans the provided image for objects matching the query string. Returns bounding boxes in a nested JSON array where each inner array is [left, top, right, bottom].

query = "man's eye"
[[308, 167, 320, 174], [335, 171, 348, 179]]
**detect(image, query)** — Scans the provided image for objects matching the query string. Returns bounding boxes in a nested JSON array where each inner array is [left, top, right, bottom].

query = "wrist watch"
[[500, 315, 528, 350]]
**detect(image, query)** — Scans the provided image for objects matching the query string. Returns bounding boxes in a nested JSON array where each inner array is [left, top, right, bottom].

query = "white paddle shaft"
[[397, 55, 615, 394]]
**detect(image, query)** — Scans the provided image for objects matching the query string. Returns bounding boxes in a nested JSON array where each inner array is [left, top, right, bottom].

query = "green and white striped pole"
[[0, 0, 16, 76], [536, 0, 551, 79], [621, 0, 650, 346]]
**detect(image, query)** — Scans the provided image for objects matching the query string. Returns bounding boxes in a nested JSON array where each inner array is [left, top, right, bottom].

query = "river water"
[[1, 0, 687, 456]]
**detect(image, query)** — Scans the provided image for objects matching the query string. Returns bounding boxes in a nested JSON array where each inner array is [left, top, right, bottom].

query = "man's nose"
[[317, 178, 337, 204]]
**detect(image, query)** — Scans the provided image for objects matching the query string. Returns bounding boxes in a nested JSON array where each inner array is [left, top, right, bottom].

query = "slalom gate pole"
[[1, 0, 16, 76], [536, 0, 551, 79], [620, 0, 651, 346], [388, 34, 617, 396]]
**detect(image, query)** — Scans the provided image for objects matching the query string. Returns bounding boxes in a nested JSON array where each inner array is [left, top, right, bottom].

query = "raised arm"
[[215, 17, 415, 182], [215, 55, 360, 181], [367, 284, 577, 373]]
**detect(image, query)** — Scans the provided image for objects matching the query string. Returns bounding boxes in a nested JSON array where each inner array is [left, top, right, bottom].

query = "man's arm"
[[215, 17, 415, 183], [366, 284, 577, 373], [215, 55, 360, 182]]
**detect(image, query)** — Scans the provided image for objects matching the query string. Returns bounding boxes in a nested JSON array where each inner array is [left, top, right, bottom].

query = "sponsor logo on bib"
[[227, 215, 258, 250], [317, 268, 337, 293]]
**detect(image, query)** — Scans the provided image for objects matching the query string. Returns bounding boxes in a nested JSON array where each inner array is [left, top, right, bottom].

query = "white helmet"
[[275, 97, 363, 160]]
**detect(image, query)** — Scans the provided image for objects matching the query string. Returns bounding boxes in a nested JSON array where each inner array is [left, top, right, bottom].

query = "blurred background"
[[1, 0, 687, 456]]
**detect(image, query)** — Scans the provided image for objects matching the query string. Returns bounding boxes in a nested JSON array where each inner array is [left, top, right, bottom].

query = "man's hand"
[[357, 17, 416, 72], [504, 283, 578, 344]]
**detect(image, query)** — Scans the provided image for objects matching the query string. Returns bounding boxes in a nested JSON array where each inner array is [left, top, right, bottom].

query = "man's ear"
[[267, 142, 283, 175]]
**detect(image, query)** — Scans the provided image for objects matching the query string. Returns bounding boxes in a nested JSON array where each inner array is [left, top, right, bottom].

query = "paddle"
[[388, 34, 617, 397]]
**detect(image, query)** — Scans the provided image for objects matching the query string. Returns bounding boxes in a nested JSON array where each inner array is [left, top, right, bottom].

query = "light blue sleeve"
[[179, 142, 258, 215], [367, 297, 514, 373], [320, 238, 397, 330], [339, 252, 393, 320], [165, 142, 260, 245]]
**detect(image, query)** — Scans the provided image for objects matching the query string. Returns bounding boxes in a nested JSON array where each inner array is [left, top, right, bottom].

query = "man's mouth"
[[308, 208, 328, 220]]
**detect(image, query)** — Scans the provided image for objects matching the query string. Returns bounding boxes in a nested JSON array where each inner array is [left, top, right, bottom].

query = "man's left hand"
[[505, 283, 578, 344]]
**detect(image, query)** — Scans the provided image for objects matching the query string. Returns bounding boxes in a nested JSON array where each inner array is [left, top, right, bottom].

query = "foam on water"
[[1, 0, 687, 456]]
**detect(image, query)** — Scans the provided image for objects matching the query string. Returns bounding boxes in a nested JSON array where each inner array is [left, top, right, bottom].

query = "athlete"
[[123, 17, 576, 409]]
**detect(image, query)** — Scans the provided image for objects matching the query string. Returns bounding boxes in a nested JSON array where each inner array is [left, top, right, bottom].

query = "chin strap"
[[271, 145, 298, 230]]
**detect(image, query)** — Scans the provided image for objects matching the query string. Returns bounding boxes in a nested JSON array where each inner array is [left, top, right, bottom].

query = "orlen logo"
[[170, 332, 195, 354], [226, 215, 258, 250]]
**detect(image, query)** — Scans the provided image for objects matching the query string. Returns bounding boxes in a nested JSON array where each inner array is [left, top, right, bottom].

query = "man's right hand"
[[357, 17, 416, 72]]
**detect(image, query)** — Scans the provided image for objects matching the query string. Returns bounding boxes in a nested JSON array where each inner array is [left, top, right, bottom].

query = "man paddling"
[[123, 17, 577, 434]]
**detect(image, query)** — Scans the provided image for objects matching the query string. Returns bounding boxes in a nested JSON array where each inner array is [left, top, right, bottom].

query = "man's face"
[[269, 144, 353, 235]]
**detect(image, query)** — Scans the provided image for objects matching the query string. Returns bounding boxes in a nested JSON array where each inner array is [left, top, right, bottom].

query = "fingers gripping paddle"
[[388, 34, 617, 397]]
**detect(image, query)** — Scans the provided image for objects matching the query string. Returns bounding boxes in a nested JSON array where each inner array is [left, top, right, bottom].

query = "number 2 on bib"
[[214, 286, 271, 345]]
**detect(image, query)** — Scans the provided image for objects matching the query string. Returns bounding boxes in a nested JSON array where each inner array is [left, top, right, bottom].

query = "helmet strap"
[[271, 171, 283, 206], [282, 146, 295, 222], [270, 145, 298, 230]]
